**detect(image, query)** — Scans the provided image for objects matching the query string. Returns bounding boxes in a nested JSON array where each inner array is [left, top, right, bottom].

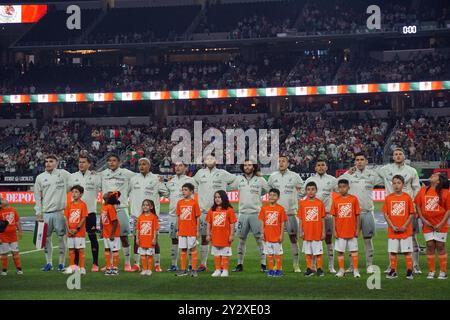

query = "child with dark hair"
[[101, 191, 121, 276], [415, 172, 450, 280], [206, 190, 237, 277]]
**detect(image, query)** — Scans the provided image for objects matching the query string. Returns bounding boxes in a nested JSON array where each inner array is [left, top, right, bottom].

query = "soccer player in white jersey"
[[69, 155, 102, 272], [377, 148, 422, 273], [165, 162, 196, 272], [340, 152, 384, 274], [268, 155, 304, 272], [231, 159, 270, 272], [100, 154, 136, 272], [34, 155, 72, 272], [304, 160, 338, 273], [128, 158, 168, 272], [193, 155, 236, 272]]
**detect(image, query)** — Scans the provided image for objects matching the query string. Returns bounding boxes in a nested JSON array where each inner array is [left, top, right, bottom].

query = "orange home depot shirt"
[[383, 192, 415, 239], [0, 207, 20, 243], [414, 187, 450, 234], [64, 200, 88, 237], [176, 198, 201, 237], [297, 197, 326, 241], [206, 207, 237, 247], [100, 204, 120, 238], [136, 213, 160, 248], [258, 203, 287, 243], [330, 194, 360, 239]]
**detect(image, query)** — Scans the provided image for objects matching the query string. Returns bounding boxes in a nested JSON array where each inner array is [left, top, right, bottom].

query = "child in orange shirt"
[[101, 191, 121, 276], [259, 188, 287, 277], [176, 183, 201, 277], [383, 175, 415, 280], [415, 172, 450, 280], [330, 179, 361, 278], [0, 198, 22, 276], [206, 190, 237, 278], [298, 182, 326, 277], [63, 185, 88, 275], [136, 199, 160, 276]]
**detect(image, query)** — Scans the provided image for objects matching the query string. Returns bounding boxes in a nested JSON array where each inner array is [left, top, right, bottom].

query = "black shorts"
[[86, 212, 97, 234]]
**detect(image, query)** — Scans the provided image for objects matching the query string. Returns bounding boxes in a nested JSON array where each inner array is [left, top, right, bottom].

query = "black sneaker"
[[104, 268, 112, 276], [386, 269, 398, 279], [175, 270, 189, 277], [260, 264, 267, 272], [406, 269, 414, 280], [232, 264, 243, 272], [316, 268, 324, 277], [304, 268, 315, 277]]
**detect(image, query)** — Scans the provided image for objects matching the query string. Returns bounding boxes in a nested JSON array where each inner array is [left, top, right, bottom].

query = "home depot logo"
[[140, 221, 152, 235], [305, 207, 319, 221], [101, 212, 109, 225], [69, 209, 81, 224], [213, 212, 226, 227], [180, 206, 192, 220], [391, 201, 405, 216], [425, 196, 439, 211], [338, 203, 353, 218], [265, 211, 278, 225]]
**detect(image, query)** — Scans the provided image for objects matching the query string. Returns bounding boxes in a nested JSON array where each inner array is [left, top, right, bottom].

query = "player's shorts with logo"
[[44, 211, 66, 237], [115, 207, 130, 236], [178, 236, 197, 249], [237, 213, 261, 239], [263, 241, 283, 255], [67, 237, 86, 249], [138, 247, 155, 255], [324, 214, 333, 234], [211, 246, 232, 256], [423, 231, 447, 243], [0, 242, 19, 254], [285, 215, 299, 235], [104, 237, 121, 251], [169, 215, 178, 239], [388, 236, 413, 253], [199, 210, 208, 236], [86, 212, 97, 234], [302, 240, 324, 255], [360, 211, 376, 238], [334, 237, 358, 252]]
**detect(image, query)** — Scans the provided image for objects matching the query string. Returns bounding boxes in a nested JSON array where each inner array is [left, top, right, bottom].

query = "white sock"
[[291, 242, 299, 266], [123, 246, 131, 265], [256, 238, 265, 265], [327, 243, 334, 269], [171, 244, 178, 266], [237, 238, 246, 265], [364, 238, 374, 267], [134, 253, 140, 266], [45, 237, 53, 264], [201, 245, 209, 266], [412, 236, 420, 268], [155, 254, 160, 267], [58, 236, 66, 265]]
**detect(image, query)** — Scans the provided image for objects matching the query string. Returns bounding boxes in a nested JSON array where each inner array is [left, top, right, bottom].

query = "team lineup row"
[[0, 149, 449, 280]]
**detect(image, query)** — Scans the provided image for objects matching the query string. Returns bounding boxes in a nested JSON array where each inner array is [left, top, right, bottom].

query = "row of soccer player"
[[0, 148, 448, 279]]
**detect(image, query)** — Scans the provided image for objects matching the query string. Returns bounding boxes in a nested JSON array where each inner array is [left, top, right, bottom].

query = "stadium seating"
[[85, 5, 201, 44], [17, 9, 101, 45]]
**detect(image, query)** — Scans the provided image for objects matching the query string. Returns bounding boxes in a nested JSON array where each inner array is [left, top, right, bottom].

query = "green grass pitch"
[[0, 203, 449, 300]]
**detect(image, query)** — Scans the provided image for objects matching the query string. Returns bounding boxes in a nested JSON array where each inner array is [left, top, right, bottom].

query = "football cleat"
[[232, 264, 243, 272], [41, 263, 53, 272]]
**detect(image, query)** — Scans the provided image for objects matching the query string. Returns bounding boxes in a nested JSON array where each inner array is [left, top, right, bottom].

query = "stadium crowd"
[[2, 114, 448, 176], [389, 116, 450, 166]]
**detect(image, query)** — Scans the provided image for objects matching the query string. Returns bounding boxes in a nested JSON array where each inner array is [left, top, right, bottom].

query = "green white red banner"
[[0, 80, 448, 105]]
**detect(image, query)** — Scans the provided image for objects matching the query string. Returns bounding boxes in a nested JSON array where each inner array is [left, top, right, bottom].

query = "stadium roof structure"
[[0, 80, 449, 104]]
